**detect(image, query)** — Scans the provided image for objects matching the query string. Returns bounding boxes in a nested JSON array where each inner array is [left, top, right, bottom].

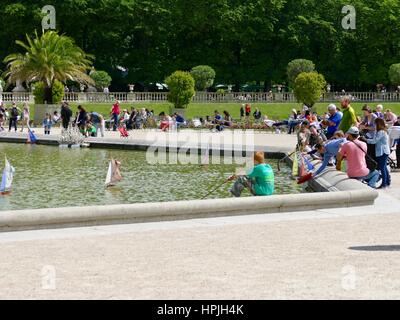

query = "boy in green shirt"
[[229, 152, 275, 197]]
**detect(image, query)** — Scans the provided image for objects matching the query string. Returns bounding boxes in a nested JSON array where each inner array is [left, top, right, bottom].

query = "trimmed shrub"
[[165, 71, 195, 109], [190, 65, 216, 91], [294, 72, 326, 108]]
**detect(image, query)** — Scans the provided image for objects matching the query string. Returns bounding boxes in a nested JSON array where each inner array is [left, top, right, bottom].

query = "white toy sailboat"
[[105, 159, 122, 188], [0, 157, 15, 196]]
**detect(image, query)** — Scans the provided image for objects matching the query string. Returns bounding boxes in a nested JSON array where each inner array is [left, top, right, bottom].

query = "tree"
[[3, 31, 93, 104], [287, 59, 315, 85], [90, 70, 112, 90], [294, 72, 326, 108], [389, 64, 400, 86], [190, 65, 216, 91], [165, 71, 195, 109]]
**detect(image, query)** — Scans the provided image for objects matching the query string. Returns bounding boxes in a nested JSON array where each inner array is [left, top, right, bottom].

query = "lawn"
[[28, 101, 400, 121]]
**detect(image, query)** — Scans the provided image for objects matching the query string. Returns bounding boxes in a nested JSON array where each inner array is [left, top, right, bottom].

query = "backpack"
[[11, 107, 19, 118]]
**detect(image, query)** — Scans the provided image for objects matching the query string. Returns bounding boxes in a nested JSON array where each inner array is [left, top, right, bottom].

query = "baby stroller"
[[118, 125, 129, 138]]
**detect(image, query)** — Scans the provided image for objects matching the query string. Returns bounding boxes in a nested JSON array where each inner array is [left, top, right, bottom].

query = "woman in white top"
[[20, 102, 30, 132], [367, 118, 391, 188]]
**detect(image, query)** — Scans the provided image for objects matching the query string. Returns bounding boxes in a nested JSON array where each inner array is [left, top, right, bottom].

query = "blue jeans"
[[112, 114, 119, 131], [355, 170, 380, 188], [288, 120, 300, 134], [376, 154, 391, 187], [230, 176, 255, 197]]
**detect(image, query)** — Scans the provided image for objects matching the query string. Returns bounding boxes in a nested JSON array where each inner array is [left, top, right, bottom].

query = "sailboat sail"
[[27, 129, 37, 144], [0, 158, 15, 194], [201, 143, 210, 166], [105, 159, 122, 187], [291, 152, 298, 177]]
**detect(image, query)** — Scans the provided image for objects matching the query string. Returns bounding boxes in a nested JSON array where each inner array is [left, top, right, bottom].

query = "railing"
[[0, 92, 31, 102], [2, 91, 400, 104]]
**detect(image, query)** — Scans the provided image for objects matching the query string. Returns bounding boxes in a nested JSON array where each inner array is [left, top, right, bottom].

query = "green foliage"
[[165, 71, 195, 109], [33, 80, 64, 104], [90, 70, 112, 90], [190, 65, 216, 91], [52, 80, 65, 104], [287, 59, 315, 85], [294, 72, 326, 108], [1, 1, 400, 90], [4, 30, 93, 104], [33, 82, 45, 104], [389, 64, 400, 85]]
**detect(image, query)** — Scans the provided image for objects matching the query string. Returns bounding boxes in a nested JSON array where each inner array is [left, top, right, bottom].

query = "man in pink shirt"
[[111, 100, 120, 131], [336, 127, 380, 188]]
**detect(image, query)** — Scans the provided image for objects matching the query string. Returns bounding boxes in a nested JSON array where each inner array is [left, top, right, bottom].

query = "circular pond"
[[0, 143, 303, 211]]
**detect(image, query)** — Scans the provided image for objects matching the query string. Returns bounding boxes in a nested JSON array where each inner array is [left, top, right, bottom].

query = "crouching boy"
[[229, 152, 275, 197]]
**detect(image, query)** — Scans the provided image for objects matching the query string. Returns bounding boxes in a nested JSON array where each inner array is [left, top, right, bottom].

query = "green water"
[[0, 143, 303, 211]]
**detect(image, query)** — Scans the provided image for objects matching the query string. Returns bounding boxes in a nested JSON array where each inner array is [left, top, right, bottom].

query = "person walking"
[[111, 100, 120, 131], [8, 102, 19, 132], [20, 102, 30, 132], [367, 118, 391, 188]]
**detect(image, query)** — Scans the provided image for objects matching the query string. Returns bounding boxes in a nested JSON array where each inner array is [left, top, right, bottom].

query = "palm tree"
[[3, 31, 94, 104]]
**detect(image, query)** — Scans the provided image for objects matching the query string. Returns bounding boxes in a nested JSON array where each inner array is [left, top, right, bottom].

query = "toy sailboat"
[[105, 159, 122, 188], [0, 157, 15, 196]]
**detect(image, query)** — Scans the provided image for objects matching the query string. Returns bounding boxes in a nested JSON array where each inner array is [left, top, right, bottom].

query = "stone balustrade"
[[1, 91, 400, 104]]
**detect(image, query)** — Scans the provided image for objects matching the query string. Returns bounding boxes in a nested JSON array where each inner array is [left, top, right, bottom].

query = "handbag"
[[351, 140, 378, 171]]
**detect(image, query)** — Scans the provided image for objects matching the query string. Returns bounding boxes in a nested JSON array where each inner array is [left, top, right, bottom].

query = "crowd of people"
[[0, 101, 31, 133], [297, 96, 400, 190]]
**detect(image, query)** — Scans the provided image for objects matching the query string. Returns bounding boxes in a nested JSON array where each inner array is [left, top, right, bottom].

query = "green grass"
[[29, 102, 400, 121]]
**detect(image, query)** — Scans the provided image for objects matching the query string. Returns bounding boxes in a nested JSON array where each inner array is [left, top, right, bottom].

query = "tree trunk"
[[44, 85, 53, 104]]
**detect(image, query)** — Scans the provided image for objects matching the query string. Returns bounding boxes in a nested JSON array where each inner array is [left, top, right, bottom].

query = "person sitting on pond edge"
[[229, 152, 275, 197]]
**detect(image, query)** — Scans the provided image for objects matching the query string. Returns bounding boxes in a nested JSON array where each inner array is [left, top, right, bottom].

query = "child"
[[86, 122, 97, 137], [229, 152, 275, 197], [42, 113, 53, 135]]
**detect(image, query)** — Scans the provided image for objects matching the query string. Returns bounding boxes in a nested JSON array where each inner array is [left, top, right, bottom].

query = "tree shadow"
[[349, 245, 400, 252]]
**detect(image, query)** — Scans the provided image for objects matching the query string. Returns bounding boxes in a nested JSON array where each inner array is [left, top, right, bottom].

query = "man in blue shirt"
[[312, 137, 347, 177], [322, 104, 343, 139]]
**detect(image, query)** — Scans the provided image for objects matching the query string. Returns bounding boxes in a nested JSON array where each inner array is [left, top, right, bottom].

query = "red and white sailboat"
[[105, 159, 122, 188]]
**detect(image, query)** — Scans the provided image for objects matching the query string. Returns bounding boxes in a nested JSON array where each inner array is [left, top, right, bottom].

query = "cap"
[[346, 126, 360, 135]]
